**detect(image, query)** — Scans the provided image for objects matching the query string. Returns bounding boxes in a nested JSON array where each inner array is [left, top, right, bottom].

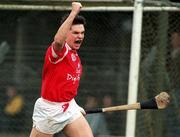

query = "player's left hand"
[[78, 106, 86, 116]]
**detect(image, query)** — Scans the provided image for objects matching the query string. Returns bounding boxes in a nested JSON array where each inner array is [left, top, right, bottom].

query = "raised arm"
[[53, 2, 82, 51]]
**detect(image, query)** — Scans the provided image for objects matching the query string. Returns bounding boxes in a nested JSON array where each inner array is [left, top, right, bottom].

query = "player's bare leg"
[[29, 127, 53, 137], [63, 115, 94, 137]]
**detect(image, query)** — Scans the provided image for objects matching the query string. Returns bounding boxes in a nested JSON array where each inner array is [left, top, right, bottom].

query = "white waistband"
[[41, 97, 73, 105]]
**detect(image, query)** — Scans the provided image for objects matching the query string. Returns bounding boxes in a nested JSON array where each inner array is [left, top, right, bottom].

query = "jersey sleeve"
[[47, 43, 68, 64]]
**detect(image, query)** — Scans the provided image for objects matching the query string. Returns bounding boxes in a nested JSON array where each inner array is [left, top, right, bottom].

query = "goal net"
[[136, 1, 180, 137]]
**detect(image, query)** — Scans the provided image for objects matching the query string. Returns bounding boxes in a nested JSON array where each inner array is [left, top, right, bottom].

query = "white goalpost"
[[126, 1, 180, 137], [126, 0, 143, 137]]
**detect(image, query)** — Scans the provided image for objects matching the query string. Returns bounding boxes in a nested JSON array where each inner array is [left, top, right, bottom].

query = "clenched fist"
[[72, 2, 82, 14]]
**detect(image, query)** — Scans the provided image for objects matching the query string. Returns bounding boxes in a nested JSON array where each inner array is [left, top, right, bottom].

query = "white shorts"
[[32, 98, 82, 134]]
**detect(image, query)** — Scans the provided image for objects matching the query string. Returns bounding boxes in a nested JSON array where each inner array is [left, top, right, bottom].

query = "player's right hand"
[[72, 2, 82, 14]]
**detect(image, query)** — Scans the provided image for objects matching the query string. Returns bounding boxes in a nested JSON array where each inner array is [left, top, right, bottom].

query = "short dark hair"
[[60, 14, 86, 26]]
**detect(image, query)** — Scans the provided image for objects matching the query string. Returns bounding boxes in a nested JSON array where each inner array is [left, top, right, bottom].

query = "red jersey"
[[41, 43, 82, 102]]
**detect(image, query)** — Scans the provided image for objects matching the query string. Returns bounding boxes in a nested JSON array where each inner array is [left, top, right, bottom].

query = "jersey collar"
[[65, 43, 77, 53], [65, 43, 72, 50]]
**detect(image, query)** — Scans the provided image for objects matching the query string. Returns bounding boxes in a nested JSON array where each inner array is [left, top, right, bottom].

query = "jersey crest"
[[71, 53, 76, 62]]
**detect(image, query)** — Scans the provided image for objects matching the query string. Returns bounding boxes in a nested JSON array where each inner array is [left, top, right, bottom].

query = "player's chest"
[[63, 52, 82, 74]]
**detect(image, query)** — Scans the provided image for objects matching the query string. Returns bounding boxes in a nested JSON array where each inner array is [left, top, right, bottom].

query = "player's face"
[[66, 24, 85, 50]]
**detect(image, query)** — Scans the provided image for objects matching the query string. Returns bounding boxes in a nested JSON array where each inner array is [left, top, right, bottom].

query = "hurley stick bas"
[[85, 92, 170, 114]]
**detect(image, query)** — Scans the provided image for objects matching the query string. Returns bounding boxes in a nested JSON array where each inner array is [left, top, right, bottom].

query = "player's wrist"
[[70, 10, 79, 17]]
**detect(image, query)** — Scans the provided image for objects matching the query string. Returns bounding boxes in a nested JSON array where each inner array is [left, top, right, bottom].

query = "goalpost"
[[126, 0, 143, 137], [127, 1, 180, 137]]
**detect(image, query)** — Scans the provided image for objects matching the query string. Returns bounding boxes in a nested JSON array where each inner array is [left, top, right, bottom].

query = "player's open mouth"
[[75, 40, 82, 44]]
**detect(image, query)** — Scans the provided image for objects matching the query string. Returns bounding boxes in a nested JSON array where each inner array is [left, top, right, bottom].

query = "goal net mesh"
[[137, 1, 180, 137]]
